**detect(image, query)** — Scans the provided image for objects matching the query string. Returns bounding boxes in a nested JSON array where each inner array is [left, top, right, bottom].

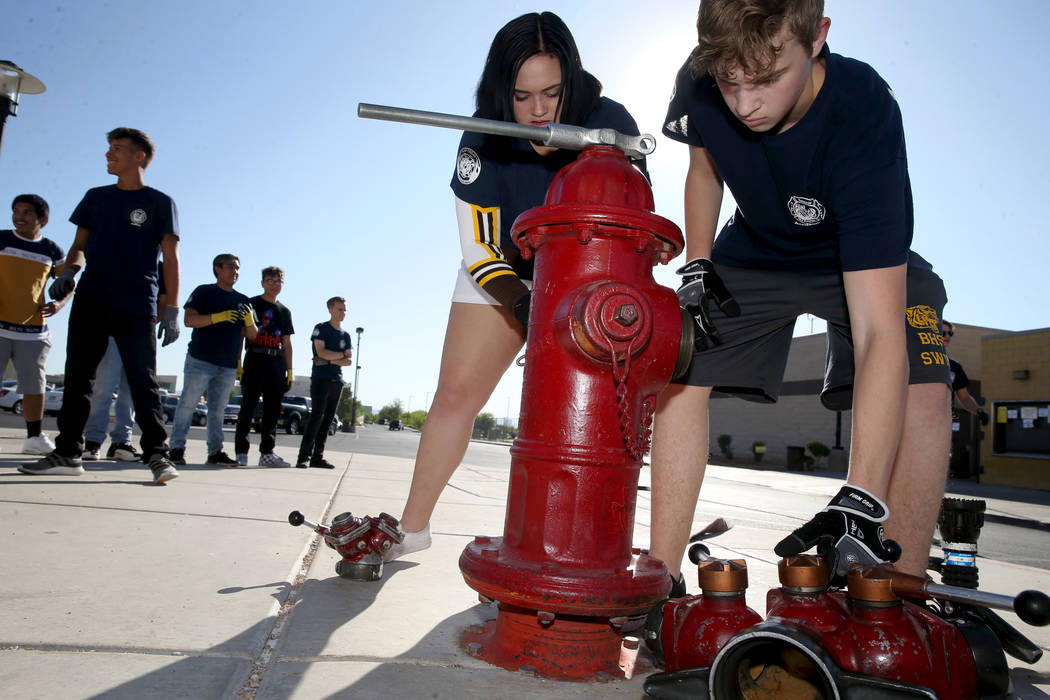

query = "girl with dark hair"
[[383, 11, 646, 562]]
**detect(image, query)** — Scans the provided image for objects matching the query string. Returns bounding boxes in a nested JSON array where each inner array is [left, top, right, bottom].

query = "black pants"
[[56, 292, 168, 459], [235, 359, 286, 455], [298, 377, 343, 462]]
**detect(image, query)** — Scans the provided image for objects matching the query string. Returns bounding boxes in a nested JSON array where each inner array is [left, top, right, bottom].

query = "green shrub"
[[807, 441, 830, 459]]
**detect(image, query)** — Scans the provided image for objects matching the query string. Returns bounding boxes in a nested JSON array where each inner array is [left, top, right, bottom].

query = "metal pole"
[[349, 327, 363, 433], [357, 103, 657, 160]]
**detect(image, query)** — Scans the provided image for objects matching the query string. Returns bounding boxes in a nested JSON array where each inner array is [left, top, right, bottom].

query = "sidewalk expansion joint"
[[0, 643, 250, 658], [236, 458, 353, 700]]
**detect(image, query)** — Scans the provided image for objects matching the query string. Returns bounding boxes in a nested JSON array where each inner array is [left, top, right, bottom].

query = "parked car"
[[388, 418, 403, 431], [191, 402, 208, 426], [0, 380, 22, 414], [329, 416, 342, 435], [247, 394, 311, 434], [224, 395, 242, 424], [43, 388, 64, 416], [161, 394, 180, 423]]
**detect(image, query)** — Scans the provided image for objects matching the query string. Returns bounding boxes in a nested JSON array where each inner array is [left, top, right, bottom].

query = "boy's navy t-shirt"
[[184, 283, 251, 368], [310, 322, 352, 382], [663, 45, 912, 272], [69, 185, 179, 315]]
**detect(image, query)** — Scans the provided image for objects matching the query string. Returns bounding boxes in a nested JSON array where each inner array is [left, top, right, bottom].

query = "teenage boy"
[[941, 320, 988, 425], [234, 266, 294, 467], [20, 127, 182, 485], [169, 254, 258, 466], [296, 296, 352, 469], [0, 194, 66, 455], [651, 0, 951, 589]]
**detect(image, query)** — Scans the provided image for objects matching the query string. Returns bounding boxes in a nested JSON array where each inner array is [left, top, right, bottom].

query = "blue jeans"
[[84, 338, 134, 445], [170, 354, 237, 455]]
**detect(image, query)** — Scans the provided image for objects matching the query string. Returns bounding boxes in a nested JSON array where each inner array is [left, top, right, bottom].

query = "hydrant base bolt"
[[466, 642, 483, 657]]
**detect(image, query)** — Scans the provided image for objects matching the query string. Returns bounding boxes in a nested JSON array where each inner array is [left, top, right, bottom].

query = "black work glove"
[[774, 485, 900, 586], [158, 306, 180, 346], [977, 408, 990, 426], [512, 293, 531, 335], [675, 257, 740, 352], [49, 268, 77, 300]]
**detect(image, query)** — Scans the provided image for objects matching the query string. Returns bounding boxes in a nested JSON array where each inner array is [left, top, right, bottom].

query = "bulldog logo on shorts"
[[456, 147, 481, 185], [787, 196, 825, 226], [129, 208, 147, 227]]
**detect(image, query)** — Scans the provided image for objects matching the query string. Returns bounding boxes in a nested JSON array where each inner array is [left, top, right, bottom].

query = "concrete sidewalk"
[[1, 425, 1048, 699]]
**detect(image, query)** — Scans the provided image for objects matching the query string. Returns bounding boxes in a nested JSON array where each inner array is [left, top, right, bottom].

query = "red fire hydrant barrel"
[[459, 145, 685, 679]]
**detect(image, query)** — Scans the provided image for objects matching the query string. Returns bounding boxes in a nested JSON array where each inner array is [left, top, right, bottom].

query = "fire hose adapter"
[[287, 510, 404, 582]]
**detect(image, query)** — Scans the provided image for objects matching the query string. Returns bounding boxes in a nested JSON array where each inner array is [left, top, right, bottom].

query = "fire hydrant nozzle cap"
[[698, 558, 749, 592], [846, 564, 900, 603], [778, 555, 829, 588]]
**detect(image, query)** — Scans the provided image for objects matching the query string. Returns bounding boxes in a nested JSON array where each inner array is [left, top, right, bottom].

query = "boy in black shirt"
[[296, 296, 352, 469], [20, 127, 182, 485], [234, 266, 294, 467]]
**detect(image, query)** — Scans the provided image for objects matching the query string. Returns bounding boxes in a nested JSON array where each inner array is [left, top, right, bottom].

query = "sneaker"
[[309, 457, 336, 469], [148, 453, 180, 485], [82, 441, 102, 461], [206, 451, 239, 466], [259, 452, 291, 468], [236, 452, 248, 466], [169, 448, 187, 465], [107, 442, 141, 462], [19, 451, 85, 476], [384, 523, 431, 562], [669, 573, 687, 599], [295, 458, 308, 469], [23, 434, 56, 455]]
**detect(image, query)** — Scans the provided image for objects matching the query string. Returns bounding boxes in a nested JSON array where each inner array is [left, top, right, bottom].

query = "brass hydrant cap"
[[777, 555, 829, 588], [846, 564, 900, 603], [698, 558, 748, 592]]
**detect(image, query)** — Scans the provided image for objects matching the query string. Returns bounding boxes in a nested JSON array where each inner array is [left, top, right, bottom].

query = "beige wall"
[[980, 328, 1050, 488]]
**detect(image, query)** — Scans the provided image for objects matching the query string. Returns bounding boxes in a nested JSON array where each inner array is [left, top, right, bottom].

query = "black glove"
[[977, 408, 990, 426], [675, 257, 740, 352], [774, 485, 900, 586], [158, 306, 180, 346], [49, 268, 77, 300], [512, 293, 531, 334]]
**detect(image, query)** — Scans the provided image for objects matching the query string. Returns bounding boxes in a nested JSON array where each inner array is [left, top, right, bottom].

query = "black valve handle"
[[1015, 589, 1050, 627], [288, 510, 305, 526]]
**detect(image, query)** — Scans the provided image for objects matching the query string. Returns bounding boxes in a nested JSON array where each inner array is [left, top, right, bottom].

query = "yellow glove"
[[241, 304, 256, 327], [286, 368, 294, 391], [211, 309, 237, 324], [236, 360, 244, 382]]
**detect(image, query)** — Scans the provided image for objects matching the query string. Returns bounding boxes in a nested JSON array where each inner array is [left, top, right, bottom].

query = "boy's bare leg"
[[649, 383, 713, 580], [884, 382, 951, 577]]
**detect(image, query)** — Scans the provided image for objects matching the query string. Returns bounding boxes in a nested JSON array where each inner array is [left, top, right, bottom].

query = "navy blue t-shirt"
[[450, 96, 646, 282], [69, 185, 179, 314], [310, 322, 352, 382], [949, 358, 969, 393], [184, 283, 251, 368], [663, 45, 912, 272]]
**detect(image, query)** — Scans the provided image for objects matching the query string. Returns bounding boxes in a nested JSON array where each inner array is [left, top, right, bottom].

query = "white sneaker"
[[384, 523, 432, 562], [236, 453, 248, 466], [23, 434, 56, 455], [259, 452, 291, 468]]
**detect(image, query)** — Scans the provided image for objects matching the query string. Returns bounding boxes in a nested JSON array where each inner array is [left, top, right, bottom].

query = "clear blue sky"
[[3, 1, 1048, 422]]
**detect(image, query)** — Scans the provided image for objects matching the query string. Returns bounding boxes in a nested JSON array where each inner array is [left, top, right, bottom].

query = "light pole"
[[349, 326, 363, 433], [0, 61, 46, 156]]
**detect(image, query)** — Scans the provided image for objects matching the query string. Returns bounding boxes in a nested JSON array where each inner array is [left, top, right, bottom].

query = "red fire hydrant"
[[459, 145, 687, 679]]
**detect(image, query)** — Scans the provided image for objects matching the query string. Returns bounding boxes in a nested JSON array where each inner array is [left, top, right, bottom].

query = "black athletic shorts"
[[674, 253, 951, 410]]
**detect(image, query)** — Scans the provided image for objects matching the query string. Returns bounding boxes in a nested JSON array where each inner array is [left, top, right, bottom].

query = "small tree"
[[807, 441, 830, 469], [473, 412, 497, 439], [717, 434, 733, 460], [377, 400, 403, 424], [404, 409, 427, 430]]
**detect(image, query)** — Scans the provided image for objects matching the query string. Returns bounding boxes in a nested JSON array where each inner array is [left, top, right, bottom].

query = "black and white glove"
[[675, 257, 740, 352], [48, 268, 77, 301], [158, 305, 180, 346], [774, 485, 901, 586]]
